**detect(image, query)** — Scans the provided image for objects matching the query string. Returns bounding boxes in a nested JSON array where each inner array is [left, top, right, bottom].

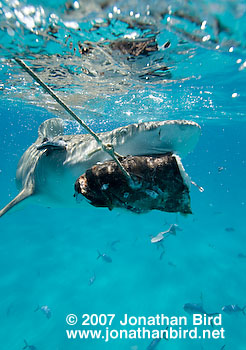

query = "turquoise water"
[[1, 0, 246, 349]]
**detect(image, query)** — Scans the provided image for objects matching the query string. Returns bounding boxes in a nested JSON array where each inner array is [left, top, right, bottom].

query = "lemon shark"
[[0, 118, 201, 217]]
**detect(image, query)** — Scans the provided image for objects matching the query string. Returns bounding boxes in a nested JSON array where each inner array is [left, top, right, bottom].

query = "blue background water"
[[1, 0, 246, 349]]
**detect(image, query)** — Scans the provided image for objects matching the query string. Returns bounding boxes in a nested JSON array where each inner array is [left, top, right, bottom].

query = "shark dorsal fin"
[[38, 118, 64, 139]]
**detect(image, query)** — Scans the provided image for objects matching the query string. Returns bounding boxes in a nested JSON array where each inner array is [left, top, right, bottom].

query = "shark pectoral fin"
[[38, 118, 64, 139], [0, 186, 34, 217]]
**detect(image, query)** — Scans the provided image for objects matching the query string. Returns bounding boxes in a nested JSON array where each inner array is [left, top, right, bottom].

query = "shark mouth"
[[74, 153, 192, 214]]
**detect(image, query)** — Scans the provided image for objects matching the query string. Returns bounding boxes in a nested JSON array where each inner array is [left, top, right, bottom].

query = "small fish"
[[184, 303, 218, 317], [218, 167, 225, 172], [97, 250, 112, 263], [220, 345, 226, 350], [168, 261, 176, 267], [147, 338, 161, 350], [146, 327, 168, 349], [238, 253, 246, 258], [34, 305, 51, 319], [151, 224, 180, 244], [222, 304, 246, 315], [23, 340, 37, 350], [225, 227, 235, 232], [88, 272, 96, 286]]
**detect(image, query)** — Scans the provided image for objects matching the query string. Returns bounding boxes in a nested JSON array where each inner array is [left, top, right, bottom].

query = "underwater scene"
[[0, 0, 246, 349]]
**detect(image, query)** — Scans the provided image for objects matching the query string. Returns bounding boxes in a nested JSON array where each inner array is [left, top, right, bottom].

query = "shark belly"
[[29, 148, 110, 208]]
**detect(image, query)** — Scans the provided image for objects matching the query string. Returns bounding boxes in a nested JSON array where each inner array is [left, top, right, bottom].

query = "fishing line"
[[14, 57, 132, 183]]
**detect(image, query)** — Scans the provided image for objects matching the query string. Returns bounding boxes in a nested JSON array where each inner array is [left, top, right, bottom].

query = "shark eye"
[[120, 128, 128, 135]]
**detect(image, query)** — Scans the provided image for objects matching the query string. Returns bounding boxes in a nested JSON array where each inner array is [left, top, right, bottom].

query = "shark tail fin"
[[97, 250, 102, 260], [0, 186, 34, 218]]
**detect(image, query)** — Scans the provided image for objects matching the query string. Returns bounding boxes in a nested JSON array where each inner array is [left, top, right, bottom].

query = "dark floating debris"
[[74, 154, 192, 214], [110, 37, 159, 57]]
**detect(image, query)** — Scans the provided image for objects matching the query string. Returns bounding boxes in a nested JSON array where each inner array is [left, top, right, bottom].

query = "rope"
[[14, 57, 132, 182]]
